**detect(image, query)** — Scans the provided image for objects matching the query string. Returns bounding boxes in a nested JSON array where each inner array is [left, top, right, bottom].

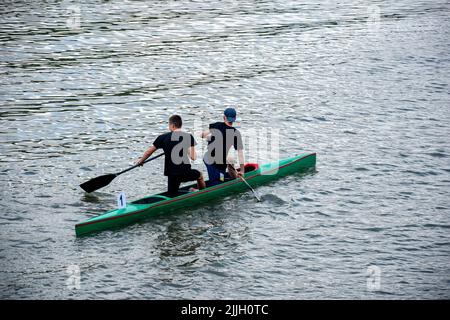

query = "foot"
[[189, 187, 199, 192]]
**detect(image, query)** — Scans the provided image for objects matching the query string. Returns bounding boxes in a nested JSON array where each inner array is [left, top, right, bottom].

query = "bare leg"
[[227, 164, 238, 179], [197, 173, 206, 190]]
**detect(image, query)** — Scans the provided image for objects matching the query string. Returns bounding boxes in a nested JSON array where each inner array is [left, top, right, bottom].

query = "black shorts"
[[167, 169, 201, 196]]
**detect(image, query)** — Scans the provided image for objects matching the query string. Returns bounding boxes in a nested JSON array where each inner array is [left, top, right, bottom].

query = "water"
[[1, 0, 449, 299]]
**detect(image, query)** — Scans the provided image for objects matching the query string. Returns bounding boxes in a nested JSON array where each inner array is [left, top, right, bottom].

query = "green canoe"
[[75, 152, 316, 236]]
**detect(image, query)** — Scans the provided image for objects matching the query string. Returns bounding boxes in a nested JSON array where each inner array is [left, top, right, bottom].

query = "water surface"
[[1, 0, 449, 299]]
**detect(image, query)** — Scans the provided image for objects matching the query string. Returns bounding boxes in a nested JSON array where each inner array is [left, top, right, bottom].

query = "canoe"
[[75, 152, 316, 236]]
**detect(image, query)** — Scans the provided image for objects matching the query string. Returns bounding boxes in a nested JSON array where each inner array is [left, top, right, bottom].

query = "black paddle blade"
[[79, 174, 117, 193]]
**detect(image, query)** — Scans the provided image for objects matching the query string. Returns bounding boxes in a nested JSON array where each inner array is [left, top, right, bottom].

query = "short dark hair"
[[169, 115, 182, 128]]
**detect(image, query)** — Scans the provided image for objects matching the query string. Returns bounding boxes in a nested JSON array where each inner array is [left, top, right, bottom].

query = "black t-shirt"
[[153, 131, 197, 176], [205, 122, 243, 170]]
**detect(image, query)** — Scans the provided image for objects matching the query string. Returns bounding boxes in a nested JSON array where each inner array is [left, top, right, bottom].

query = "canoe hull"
[[75, 152, 316, 236]]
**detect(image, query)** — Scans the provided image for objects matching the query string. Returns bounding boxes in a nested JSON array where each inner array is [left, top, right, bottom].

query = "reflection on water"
[[1, 0, 449, 299]]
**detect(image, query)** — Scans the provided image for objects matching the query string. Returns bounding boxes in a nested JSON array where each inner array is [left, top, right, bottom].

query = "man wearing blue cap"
[[201, 107, 245, 186]]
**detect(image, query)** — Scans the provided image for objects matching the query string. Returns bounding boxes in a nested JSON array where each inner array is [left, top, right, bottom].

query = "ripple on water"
[[1, 0, 450, 300]]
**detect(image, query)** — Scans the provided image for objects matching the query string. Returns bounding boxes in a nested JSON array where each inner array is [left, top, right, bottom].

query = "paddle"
[[79, 153, 164, 193], [227, 163, 262, 202]]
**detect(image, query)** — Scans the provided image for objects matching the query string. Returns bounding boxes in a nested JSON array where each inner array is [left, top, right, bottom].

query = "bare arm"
[[189, 146, 197, 161], [200, 129, 210, 139], [136, 145, 157, 165], [227, 150, 245, 178], [238, 149, 245, 174]]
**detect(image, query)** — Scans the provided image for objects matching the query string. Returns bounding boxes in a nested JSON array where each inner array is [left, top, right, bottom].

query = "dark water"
[[1, 0, 449, 299]]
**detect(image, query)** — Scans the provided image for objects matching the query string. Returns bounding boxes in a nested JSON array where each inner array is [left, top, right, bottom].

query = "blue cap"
[[224, 107, 237, 122]]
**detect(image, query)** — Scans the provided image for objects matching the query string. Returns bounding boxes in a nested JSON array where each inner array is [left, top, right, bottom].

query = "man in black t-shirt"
[[201, 107, 245, 186], [136, 115, 206, 197]]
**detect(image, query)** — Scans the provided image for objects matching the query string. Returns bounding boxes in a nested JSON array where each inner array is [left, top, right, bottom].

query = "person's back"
[[201, 108, 245, 186], [154, 130, 196, 176], [205, 121, 242, 170], [136, 115, 206, 196]]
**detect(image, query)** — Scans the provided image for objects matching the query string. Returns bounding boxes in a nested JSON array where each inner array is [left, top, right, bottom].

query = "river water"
[[1, 0, 449, 299]]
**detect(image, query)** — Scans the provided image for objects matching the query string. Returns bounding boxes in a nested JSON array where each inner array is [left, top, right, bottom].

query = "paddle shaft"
[[79, 152, 165, 193], [117, 152, 164, 176], [227, 163, 261, 202]]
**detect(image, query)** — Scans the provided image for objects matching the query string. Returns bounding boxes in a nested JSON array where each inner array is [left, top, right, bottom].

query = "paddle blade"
[[79, 174, 117, 193]]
